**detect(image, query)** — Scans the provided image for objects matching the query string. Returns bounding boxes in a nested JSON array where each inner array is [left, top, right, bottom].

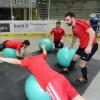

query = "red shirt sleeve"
[[20, 58, 29, 68], [38, 54, 47, 59], [78, 19, 91, 30]]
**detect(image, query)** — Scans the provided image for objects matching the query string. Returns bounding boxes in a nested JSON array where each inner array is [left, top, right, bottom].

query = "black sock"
[[59, 43, 64, 48], [68, 60, 76, 70], [81, 67, 87, 80]]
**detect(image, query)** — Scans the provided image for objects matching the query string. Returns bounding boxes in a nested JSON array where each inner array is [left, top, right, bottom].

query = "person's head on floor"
[[23, 40, 30, 48], [64, 12, 76, 26]]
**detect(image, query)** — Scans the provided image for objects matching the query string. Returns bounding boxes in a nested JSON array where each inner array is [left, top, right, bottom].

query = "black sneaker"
[[75, 77, 88, 83], [58, 69, 68, 74]]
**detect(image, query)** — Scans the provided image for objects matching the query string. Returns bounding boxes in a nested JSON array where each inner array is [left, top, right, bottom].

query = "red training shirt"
[[50, 27, 65, 42], [20, 54, 78, 99], [20, 54, 59, 90], [72, 19, 97, 48], [5, 40, 23, 51]]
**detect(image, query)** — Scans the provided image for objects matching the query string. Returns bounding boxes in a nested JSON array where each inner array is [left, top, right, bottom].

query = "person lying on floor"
[[0, 40, 30, 58], [0, 45, 85, 100]]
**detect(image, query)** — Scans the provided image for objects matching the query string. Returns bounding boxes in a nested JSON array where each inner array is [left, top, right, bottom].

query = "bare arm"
[[41, 45, 47, 56], [16, 50, 22, 57], [60, 33, 66, 42], [47, 29, 54, 38], [0, 57, 21, 65], [72, 94, 86, 100], [47, 33, 53, 38], [86, 28, 95, 47], [85, 28, 96, 54]]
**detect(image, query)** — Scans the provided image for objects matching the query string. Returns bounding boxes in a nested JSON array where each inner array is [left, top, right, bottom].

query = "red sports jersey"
[[72, 19, 97, 48], [20, 54, 59, 90], [5, 40, 23, 51], [50, 27, 65, 41], [20, 54, 78, 100], [46, 75, 78, 100]]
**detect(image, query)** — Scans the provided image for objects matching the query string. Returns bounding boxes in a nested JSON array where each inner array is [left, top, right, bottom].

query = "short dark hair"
[[56, 21, 61, 25], [64, 12, 75, 18], [23, 40, 30, 46]]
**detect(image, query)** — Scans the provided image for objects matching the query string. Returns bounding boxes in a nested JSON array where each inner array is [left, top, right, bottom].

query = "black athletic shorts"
[[76, 43, 98, 61], [54, 41, 64, 49]]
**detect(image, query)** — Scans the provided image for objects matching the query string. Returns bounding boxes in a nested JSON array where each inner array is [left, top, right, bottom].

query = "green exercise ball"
[[39, 38, 53, 52], [57, 47, 77, 67], [2, 48, 16, 58], [25, 75, 51, 100]]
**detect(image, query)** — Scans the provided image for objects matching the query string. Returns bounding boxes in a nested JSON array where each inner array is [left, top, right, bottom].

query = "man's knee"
[[72, 54, 80, 61], [79, 60, 87, 68]]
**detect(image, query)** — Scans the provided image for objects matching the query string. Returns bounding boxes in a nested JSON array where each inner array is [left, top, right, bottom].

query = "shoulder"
[[75, 19, 91, 29], [76, 19, 89, 25]]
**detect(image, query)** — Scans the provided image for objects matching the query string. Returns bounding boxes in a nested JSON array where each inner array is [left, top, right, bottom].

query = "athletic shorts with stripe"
[[46, 75, 78, 100], [76, 43, 98, 61]]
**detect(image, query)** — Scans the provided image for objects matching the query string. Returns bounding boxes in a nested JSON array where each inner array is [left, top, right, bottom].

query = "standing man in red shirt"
[[0, 40, 30, 58], [48, 21, 66, 50], [0, 45, 85, 100], [61, 12, 98, 83]]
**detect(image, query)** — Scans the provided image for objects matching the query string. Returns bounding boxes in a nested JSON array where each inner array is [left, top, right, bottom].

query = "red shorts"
[[46, 75, 78, 100]]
